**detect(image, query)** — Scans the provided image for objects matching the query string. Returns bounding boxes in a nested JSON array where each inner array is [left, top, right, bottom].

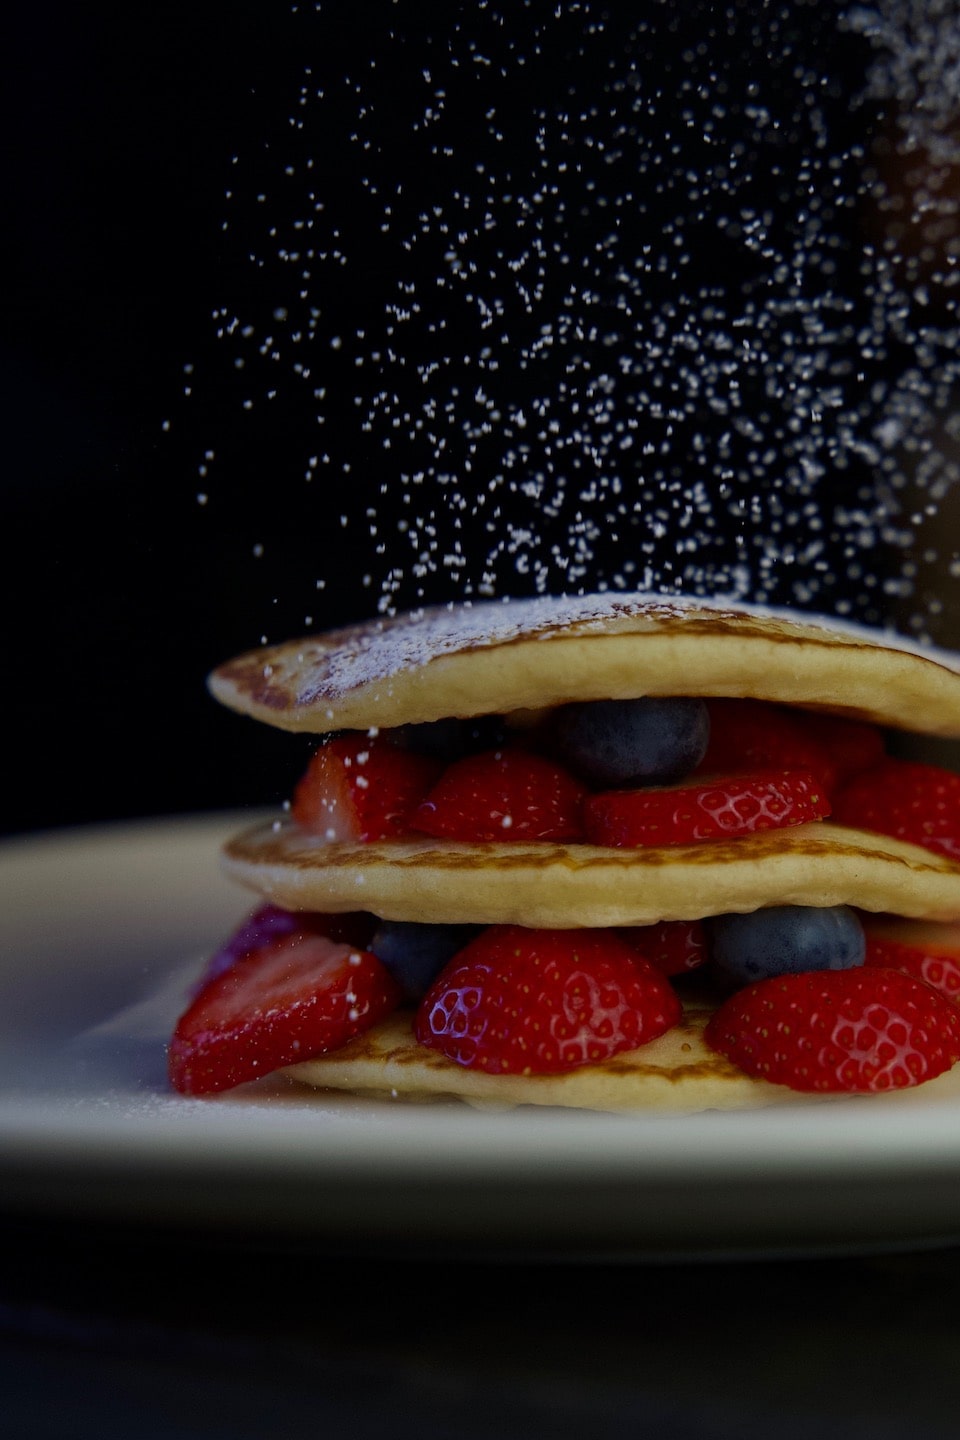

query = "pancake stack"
[[188, 593, 960, 1110]]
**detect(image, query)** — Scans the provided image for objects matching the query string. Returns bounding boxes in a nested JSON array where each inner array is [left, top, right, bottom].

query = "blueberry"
[[395, 715, 507, 761], [369, 921, 481, 999], [552, 697, 710, 787], [709, 906, 866, 985]]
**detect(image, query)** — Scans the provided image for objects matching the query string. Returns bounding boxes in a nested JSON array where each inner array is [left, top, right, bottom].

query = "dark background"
[[4, 2, 328, 836], [5, 2, 958, 838]]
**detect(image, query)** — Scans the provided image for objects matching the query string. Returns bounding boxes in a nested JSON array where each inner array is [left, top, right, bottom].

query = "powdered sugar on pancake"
[[304, 592, 712, 702], [221, 591, 960, 713]]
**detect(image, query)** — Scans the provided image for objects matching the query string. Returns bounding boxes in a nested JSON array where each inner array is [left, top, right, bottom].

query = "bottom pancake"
[[284, 1001, 809, 1112]]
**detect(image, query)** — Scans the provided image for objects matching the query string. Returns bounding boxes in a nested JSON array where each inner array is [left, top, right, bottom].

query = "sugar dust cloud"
[[181, 0, 960, 643]]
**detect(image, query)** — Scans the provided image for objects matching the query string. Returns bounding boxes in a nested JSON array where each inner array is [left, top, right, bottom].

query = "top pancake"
[[209, 593, 960, 737]]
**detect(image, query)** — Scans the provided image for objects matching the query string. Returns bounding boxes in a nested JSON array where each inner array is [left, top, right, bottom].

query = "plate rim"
[[4, 810, 960, 1254]]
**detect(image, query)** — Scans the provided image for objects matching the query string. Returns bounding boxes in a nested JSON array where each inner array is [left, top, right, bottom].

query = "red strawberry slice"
[[169, 931, 402, 1095], [583, 769, 830, 847], [415, 925, 681, 1073], [292, 734, 441, 841], [195, 905, 375, 993], [701, 700, 838, 789], [863, 917, 960, 1006], [618, 919, 708, 976], [700, 700, 885, 796], [796, 711, 886, 786], [412, 749, 587, 843], [705, 966, 960, 1092], [832, 757, 960, 861]]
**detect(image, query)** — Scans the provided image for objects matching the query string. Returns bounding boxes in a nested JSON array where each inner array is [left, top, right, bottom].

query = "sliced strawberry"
[[832, 757, 960, 861], [863, 916, 960, 1006], [699, 700, 884, 796], [700, 700, 835, 790], [411, 749, 587, 843], [583, 769, 830, 847], [415, 925, 680, 1073], [796, 711, 886, 785], [705, 967, 960, 1092], [618, 919, 709, 976], [169, 931, 402, 1095], [195, 905, 375, 993], [292, 734, 441, 841]]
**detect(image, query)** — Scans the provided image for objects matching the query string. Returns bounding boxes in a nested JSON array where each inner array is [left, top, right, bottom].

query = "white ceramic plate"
[[4, 812, 960, 1259]]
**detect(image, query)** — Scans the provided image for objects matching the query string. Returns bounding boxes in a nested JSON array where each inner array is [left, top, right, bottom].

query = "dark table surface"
[[6, 1211, 960, 1440]]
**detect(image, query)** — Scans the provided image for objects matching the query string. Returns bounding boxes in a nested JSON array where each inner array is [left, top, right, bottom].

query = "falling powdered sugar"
[[187, 0, 960, 645]]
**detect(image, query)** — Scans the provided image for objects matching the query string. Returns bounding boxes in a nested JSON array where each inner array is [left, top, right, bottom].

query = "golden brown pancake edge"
[[208, 594, 960, 736]]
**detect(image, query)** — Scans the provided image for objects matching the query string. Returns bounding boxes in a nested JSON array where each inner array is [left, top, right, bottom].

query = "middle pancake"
[[223, 819, 960, 927]]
